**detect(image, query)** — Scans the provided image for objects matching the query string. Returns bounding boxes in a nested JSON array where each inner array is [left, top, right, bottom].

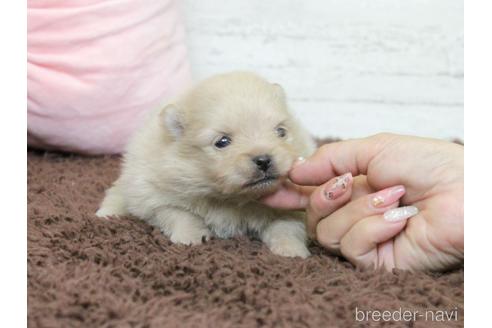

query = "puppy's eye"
[[276, 127, 287, 138], [214, 136, 232, 149]]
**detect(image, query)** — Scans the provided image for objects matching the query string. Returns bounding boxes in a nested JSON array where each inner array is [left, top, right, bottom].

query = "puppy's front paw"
[[269, 241, 310, 259], [96, 185, 128, 218], [169, 227, 212, 246], [95, 206, 123, 218]]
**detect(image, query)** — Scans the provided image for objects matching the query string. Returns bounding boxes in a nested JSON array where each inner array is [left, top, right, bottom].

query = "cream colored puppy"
[[97, 72, 316, 258]]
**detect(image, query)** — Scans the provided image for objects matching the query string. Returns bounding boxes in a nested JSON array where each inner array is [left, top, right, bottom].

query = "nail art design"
[[372, 196, 385, 207], [370, 185, 406, 208], [323, 173, 352, 200], [384, 206, 419, 222]]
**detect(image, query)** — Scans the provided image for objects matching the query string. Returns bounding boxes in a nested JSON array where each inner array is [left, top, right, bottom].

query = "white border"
[[0, 0, 477, 326], [465, 0, 492, 326], [0, 0, 26, 326]]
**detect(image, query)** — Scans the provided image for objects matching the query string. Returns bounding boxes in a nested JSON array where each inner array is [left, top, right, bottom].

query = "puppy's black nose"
[[252, 154, 272, 172]]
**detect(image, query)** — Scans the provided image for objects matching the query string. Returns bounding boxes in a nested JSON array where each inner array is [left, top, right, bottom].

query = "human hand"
[[263, 134, 464, 271]]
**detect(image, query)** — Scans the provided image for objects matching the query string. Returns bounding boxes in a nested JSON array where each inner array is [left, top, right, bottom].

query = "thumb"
[[290, 134, 389, 186], [260, 180, 315, 210]]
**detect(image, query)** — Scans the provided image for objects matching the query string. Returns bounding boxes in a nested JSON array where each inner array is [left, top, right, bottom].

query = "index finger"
[[290, 136, 387, 186]]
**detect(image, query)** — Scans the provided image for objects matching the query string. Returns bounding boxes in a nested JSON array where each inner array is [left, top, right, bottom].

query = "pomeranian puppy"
[[96, 72, 316, 258]]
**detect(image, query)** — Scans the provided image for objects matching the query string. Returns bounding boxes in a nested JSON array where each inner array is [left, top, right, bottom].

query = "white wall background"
[[182, 0, 463, 140]]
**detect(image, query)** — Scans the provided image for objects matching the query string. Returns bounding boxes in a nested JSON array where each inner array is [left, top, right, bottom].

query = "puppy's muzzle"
[[243, 154, 280, 188], [252, 154, 272, 173]]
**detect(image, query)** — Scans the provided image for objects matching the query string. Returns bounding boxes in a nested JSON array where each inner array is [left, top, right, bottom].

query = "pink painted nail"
[[370, 185, 406, 208], [323, 173, 352, 200]]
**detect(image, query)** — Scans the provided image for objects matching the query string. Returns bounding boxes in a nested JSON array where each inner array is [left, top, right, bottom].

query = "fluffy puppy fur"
[[97, 72, 316, 258]]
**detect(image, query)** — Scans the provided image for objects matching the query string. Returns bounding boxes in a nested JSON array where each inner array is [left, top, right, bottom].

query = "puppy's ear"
[[271, 83, 286, 101], [159, 104, 184, 139]]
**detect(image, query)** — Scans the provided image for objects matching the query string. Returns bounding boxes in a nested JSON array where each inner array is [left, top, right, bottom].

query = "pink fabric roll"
[[28, 0, 192, 154]]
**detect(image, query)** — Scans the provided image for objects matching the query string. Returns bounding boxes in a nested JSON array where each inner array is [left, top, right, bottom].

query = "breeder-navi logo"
[[355, 307, 459, 323]]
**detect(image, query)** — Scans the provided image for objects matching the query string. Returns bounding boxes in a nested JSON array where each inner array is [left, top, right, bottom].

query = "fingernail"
[[293, 156, 306, 167], [370, 185, 406, 208], [323, 172, 352, 200], [384, 206, 419, 222]]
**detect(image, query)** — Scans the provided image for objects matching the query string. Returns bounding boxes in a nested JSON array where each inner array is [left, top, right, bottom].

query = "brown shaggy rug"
[[27, 149, 464, 327]]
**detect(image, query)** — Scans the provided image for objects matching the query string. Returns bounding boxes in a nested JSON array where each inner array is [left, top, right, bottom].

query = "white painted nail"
[[383, 206, 419, 222], [293, 157, 306, 167]]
